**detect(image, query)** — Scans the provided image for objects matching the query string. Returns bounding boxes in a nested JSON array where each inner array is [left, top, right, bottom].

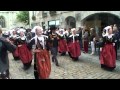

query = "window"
[[49, 21, 56, 25], [48, 20, 60, 28], [56, 20, 59, 26], [42, 22, 45, 30], [0, 16, 5, 28]]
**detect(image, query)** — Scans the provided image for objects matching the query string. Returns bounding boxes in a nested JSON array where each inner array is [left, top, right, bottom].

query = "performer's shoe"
[[52, 59, 54, 62], [56, 63, 59, 66], [101, 64, 105, 68], [90, 52, 94, 55], [14, 57, 20, 61], [55, 61, 59, 66], [75, 57, 79, 61], [52, 57, 55, 62], [83, 51, 86, 53], [23, 66, 29, 70], [61, 53, 66, 56], [105, 67, 115, 71], [59, 51, 61, 53], [61, 53, 64, 56], [52, 56, 54, 62], [72, 57, 79, 61]]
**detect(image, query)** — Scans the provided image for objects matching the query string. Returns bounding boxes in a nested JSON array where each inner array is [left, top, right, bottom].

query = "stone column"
[[94, 15, 99, 36]]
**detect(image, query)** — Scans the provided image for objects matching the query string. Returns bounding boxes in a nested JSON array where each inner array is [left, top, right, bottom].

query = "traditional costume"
[[65, 29, 72, 58], [100, 26, 116, 71], [9, 30, 20, 60], [15, 32, 32, 70], [67, 28, 81, 61], [58, 29, 67, 56], [28, 26, 51, 79]]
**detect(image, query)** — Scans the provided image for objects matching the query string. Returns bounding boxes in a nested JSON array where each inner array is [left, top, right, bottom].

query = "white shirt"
[[69, 34, 79, 43], [37, 36, 44, 49], [107, 34, 114, 39], [10, 34, 19, 39], [34, 35, 48, 49], [20, 36, 26, 40]]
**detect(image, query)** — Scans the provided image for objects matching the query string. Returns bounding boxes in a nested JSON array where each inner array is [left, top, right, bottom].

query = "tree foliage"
[[17, 11, 29, 25]]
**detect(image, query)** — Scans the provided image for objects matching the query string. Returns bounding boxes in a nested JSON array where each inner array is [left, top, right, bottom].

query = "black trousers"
[[34, 54, 39, 79], [51, 47, 59, 65]]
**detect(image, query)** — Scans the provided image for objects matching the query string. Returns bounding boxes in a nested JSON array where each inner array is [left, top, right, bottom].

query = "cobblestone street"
[[9, 51, 120, 79], [1, 11, 120, 79]]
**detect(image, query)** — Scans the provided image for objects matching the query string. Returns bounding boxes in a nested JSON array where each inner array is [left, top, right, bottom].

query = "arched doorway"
[[65, 16, 76, 29], [81, 13, 120, 37]]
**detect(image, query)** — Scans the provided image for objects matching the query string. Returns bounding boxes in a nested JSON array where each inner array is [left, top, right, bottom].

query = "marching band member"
[[67, 28, 81, 61], [48, 25, 59, 66], [100, 26, 116, 71], [28, 26, 51, 79]]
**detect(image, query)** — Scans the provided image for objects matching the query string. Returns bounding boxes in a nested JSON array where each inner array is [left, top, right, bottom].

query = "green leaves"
[[17, 11, 29, 25]]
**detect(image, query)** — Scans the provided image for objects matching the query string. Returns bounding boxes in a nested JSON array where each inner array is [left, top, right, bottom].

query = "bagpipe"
[[47, 33, 59, 48], [50, 33, 59, 39]]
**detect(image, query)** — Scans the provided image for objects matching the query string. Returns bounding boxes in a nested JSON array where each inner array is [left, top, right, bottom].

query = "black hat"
[[50, 25, 56, 31]]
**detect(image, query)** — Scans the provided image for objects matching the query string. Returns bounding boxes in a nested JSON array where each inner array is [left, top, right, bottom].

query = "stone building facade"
[[0, 11, 19, 30], [29, 11, 79, 29], [29, 11, 120, 36]]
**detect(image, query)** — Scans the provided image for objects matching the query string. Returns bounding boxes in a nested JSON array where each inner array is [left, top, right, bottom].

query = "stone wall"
[[29, 11, 120, 29]]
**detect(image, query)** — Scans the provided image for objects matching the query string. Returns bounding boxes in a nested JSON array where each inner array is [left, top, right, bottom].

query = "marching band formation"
[[0, 24, 120, 79]]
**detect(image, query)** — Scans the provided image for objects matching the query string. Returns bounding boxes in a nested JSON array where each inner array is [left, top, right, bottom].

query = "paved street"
[[9, 51, 120, 79]]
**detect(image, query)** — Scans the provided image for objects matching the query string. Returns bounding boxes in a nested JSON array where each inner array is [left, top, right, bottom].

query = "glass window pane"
[[56, 20, 59, 25], [49, 21, 55, 25]]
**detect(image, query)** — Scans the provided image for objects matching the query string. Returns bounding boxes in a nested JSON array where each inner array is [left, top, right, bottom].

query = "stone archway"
[[65, 16, 76, 29], [81, 13, 120, 36]]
